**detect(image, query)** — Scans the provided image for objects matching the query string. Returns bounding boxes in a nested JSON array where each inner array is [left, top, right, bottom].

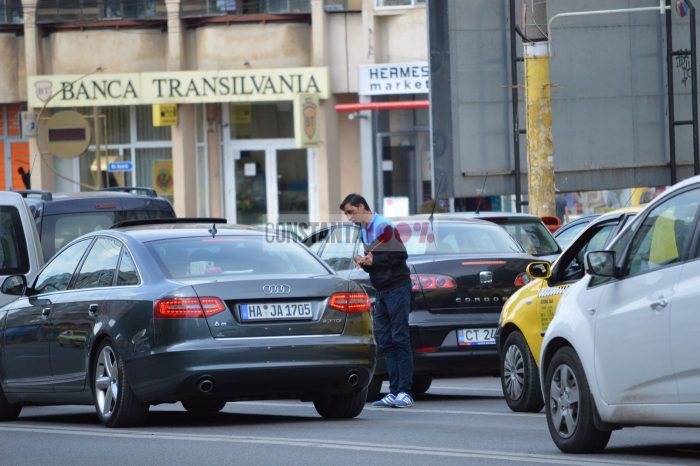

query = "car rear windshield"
[[499, 221, 560, 256], [40, 210, 173, 261], [404, 223, 524, 256], [145, 235, 330, 279], [0, 206, 30, 275]]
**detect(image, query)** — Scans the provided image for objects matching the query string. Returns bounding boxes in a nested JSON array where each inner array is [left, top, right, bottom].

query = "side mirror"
[[1, 275, 27, 296], [585, 251, 616, 277], [526, 261, 552, 279]]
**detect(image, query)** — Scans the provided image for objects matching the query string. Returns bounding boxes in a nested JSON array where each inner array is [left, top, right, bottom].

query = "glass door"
[[276, 148, 309, 223], [235, 150, 268, 225]]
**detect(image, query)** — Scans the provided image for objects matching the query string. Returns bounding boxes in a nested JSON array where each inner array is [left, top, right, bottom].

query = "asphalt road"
[[1, 377, 699, 466]]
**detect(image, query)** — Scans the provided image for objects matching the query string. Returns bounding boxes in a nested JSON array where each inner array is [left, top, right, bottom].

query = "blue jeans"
[[373, 283, 413, 396]]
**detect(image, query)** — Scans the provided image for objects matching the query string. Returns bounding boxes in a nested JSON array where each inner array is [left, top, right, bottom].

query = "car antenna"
[[209, 223, 218, 238], [428, 174, 445, 258], [474, 172, 489, 215]]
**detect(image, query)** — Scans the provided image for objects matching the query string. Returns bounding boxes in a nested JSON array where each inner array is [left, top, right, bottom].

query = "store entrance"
[[225, 139, 313, 225]]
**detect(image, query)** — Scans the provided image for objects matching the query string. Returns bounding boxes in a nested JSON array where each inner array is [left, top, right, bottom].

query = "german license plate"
[[457, 328, 496, 346], [240, 302, 312, 321]]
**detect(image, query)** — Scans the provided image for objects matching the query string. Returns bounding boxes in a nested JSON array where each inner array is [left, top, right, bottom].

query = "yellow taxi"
[[496, 206, 642, 412]]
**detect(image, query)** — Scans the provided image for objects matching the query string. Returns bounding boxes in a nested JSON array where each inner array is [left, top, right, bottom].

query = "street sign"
[[107, 161, 134, 172]]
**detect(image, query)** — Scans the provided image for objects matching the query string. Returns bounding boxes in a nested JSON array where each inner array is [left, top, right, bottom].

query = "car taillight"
[[329, 292, 371, 313], [154, 297, 226, 318], [410, 274, 457, 291], [514, 272, 531, 287]]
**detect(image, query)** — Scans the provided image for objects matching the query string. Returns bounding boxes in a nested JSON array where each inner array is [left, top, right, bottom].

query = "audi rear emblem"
[[262, 284, 292, 294]]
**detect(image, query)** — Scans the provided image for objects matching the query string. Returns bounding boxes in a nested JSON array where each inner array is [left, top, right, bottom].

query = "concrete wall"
[[0, 34, 24, 102], [189, 23, 311, 70], [375, 7, 428, 63], [44, 29, 166, 74]]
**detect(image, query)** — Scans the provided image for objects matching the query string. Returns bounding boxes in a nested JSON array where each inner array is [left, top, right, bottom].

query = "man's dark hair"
[[340, 193, 371, 211]]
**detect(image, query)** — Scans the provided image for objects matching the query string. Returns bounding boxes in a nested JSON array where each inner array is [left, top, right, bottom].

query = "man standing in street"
[[340, 193, 414, 408]]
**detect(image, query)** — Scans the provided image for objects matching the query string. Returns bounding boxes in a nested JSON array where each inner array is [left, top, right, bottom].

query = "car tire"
[[0, 385, 21, 421], [412, 375, 433, 396], [93, 339, 149, 427], [501, 331, 544, 413], [366, 376, 383, 402], [544, 346, 611, 453], [181, 399, 227, 415], [314, 387, 368, 419]]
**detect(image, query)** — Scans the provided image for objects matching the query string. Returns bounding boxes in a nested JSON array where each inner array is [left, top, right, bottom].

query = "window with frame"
[[0, 206, 29, 275], [73, 237, 122, 289], [0, 0, 22, 24], [33, 239, 91, 294], [116, 249, 139, 285], [623, 189, 700, 277]]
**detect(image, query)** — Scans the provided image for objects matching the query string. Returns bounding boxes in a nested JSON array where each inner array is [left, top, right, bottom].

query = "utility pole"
[[524, 0, 555, 218]]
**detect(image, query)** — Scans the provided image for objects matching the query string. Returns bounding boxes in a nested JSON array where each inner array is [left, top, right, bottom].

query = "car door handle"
[[88, 303, 99, 316], [41, 307, 51, 318], [650, 298, 668, 311]]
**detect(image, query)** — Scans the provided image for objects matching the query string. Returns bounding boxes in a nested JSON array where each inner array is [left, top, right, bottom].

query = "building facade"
[[0, 0, 429, 224]]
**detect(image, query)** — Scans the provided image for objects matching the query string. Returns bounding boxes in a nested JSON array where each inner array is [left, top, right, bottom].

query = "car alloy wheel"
[[544, 346, 611, 453], [503, 344, 525, 401], [500, 331, 544, 412], [95, 345, 119, 419], [549, 362, 580, 439], [92, 339, 149, 427]]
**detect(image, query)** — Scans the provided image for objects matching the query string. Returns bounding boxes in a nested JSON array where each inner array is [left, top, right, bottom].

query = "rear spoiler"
[[111, 217, 227, 229]]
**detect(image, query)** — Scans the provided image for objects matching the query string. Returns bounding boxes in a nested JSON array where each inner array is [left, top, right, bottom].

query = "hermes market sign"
[[28, 68, 329, 108]]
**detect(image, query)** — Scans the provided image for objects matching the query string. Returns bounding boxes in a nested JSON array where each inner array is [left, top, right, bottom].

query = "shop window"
[[137, 106, 171, 141], [0, 0, 22, 24], [229, 102, 294, 139]]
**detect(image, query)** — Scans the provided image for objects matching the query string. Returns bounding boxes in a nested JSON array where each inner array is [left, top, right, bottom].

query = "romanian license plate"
[[457, 328, 496, 346], [240, 302, 312, 321]]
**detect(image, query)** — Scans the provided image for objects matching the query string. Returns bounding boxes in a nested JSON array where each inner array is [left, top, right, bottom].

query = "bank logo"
[[262, 284, 291, 295], [35, 80, 52, 102], [303, 98, 317, 139]]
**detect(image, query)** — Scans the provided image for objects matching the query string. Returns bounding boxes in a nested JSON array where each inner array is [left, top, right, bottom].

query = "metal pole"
[[689, 2, 699, 175], [666, 0, 678, 184], [509, 0, 522, 212], [523, 1, 555, 218]]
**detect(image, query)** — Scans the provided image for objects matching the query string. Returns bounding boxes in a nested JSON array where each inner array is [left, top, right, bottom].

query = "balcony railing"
[[181, 0, 310, 18], [36, 0, 167, 24]]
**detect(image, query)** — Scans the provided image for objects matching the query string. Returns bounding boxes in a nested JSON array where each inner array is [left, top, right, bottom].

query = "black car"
[[303, 217, 537, 399], [424, 212, 562, 263], [17, 187, 176, 261], [0, 219, 374, 427]]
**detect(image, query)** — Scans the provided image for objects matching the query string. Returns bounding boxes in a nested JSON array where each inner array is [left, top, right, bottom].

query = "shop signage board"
[[358, 62, 429, 96], [28, 67, 330, 108]]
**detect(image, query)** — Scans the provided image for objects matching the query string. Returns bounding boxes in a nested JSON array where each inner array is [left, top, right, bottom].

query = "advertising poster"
[[153, 160, 173, 196]]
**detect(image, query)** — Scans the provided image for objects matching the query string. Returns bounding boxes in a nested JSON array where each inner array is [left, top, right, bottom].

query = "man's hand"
[[354, 252, 373, 267]]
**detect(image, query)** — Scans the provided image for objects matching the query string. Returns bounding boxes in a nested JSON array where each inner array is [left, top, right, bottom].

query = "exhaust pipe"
[[346, 371, 360, 388], [196, 376, 215, 393]]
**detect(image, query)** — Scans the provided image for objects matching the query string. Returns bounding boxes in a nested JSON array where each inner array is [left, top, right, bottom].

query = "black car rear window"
[[0, 206, 30, 275], [145, 235, 329, 279], [405, 222, 524, 256], [40, 209, 173, 261], [499, 221, 560, 256]]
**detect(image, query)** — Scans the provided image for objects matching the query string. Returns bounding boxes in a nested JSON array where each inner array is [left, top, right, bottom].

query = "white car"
[[540, 175, 700, 453]]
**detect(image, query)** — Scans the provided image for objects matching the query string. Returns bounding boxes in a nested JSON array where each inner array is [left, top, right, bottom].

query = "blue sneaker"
[[392, 392, 414, 408], [372, 393, 396, 407]]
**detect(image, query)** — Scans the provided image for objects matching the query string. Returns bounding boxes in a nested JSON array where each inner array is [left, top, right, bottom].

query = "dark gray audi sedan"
[[0, 220, 374, 427]]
